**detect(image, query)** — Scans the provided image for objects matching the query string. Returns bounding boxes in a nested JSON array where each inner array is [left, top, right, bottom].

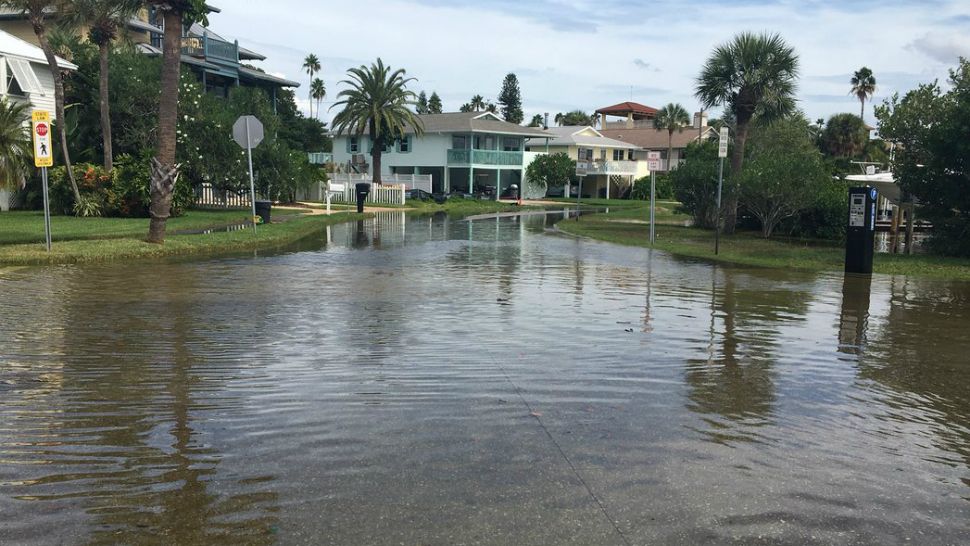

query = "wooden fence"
[[195, 183, 253, 208]]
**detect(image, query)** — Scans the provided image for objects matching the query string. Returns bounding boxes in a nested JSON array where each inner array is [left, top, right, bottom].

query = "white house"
[[0, 29, 77, 211], [330, 111, 550, 197]]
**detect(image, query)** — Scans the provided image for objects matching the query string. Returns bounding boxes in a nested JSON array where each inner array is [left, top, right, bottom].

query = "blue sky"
[[212, 0, 970, 126]]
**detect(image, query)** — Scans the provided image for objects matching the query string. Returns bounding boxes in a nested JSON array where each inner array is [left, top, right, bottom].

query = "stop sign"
[[36, 123, 48, 137]]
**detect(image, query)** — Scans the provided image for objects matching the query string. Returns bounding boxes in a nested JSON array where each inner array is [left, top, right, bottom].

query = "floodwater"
[[1, 211, 968, 545]]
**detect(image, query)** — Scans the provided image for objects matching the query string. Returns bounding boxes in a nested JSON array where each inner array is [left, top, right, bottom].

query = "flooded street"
[[1, 211, 968, 545]]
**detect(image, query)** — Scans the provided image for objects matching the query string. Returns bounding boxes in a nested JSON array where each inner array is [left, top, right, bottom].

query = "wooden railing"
[[447, 149, 523, 166], [195, 183, 252, 208], [576, 160, 639, 175], [181, 35, 238, 63]]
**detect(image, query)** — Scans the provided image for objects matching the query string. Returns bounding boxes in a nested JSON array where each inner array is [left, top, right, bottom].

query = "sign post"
[[32, 110, 53, 252], [232, 115, 264, 234], [647, 151, 661, 244], [714, 127, 729, 255]]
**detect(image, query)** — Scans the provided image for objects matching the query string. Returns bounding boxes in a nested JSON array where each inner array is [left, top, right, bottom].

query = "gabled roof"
[[346, 112, 551, 138], [0, 29, 76, 70], [600, 126, 718, 150], [595, 101, 659, 117], [529, 125, 641, 150]]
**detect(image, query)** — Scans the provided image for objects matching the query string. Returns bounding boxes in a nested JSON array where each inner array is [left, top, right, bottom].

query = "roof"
[[126, 17, 162, 34], [529, 126, 640, 150], [136, 43, 222, 70], [188, 23, 266, 61], [595, 101, 659, 117], [0, 29, 76, 70], [345, 112, 552, 138], [599, 126, 717, 150], [239, 66, 299, 87]]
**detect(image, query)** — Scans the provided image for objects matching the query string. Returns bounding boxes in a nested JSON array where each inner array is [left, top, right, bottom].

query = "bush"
[[779, 176, 849, 240], [631, 173, 674, 201], [48, 158, 192, 218], [671, 140, 732, 228]]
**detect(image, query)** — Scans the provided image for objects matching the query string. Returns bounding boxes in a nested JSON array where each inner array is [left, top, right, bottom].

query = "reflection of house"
[[330, 112, 550, 196], [597, 102, 717, 172], [0, 30, 76, 211], [526, 126, 648, 199]]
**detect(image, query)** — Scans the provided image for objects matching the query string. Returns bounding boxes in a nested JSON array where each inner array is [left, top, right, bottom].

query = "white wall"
[[332, 133, 453, 176]]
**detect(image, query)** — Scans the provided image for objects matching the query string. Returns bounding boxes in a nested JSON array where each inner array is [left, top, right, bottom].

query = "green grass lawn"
[[556, 211, 970, 281], [546, 197, 652, 208]]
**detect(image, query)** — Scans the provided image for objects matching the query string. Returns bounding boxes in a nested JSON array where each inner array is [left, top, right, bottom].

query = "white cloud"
[[906, 33, 970, 64]]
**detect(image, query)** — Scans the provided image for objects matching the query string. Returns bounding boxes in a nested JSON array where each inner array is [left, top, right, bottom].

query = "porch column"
[[469, 166, 475, 193], [496, 169, 502, 201], [606, 175, 610, 200], [444, 168, 450, 193]]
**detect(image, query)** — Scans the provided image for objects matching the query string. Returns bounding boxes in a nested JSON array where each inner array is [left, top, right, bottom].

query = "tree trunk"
[[860, 98, 865, 121], [724, 122, 749, 234], [371, 146, 382, 186], [667, 130, 674, 173], [308, 70, 314, 119], [98, 41, 113, 172], [147, 8, 183, 244], [33, 20, 79, 201]]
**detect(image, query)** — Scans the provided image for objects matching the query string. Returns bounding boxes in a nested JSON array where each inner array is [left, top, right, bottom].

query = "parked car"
[[407, 188, 434, 201]]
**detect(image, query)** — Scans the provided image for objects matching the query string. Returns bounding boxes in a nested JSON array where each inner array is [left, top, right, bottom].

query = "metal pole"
[[41, 166, 51, 252], [649, 170, 656, 244], [576, 176, 583, 220], [714, 157, 724, 255], [245, 117, 257, 236]]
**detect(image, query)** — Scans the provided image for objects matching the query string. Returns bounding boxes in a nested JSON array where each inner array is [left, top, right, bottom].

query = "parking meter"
[[355, 182, 371, 213], [845, 186, 877, 274]]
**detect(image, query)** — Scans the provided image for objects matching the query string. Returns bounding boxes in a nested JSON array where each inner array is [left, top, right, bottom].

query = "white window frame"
[[349, 136, 360, 153]]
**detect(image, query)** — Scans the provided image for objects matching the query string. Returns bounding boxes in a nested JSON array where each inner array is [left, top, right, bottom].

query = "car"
[[406, 188, 434, 201]]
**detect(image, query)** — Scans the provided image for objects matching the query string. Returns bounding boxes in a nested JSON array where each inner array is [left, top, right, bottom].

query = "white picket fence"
[[195, 183, 253, 208]]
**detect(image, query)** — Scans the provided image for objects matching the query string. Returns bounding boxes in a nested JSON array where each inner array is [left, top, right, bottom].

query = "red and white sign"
[[32, 110, 53, 168]]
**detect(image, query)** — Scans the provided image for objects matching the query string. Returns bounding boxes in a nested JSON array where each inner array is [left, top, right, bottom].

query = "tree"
[[559, 110, 594, 126], [144, 0, 208, 243], [739, 116, 827, 238], [310, 78, 326, 119], [415, 91, 428, 114], [0, 100, 32, 190], [850, 67, 877, 121], [877, 58, 970, 256], [528, 113, 544, 127], [459, 103, 472, 113], [302, 53, 321, 118], [65, 0, 142, 172], [525, 152, 575, 189], [671, 140, 731, 229], [330, 58, 424, 186], [554, 112, 564, 126], [485, 102, 497, 114], [821, 113, 868, 158], [695, 31, 799, 233], [0, 0, 80, 201], [498, 72, 523, 124], [652, 103, 691, 170], [469, 94, 486, 112], [428, 92, 442, 114]]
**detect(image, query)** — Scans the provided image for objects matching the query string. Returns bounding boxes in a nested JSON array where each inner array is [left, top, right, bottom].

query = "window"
[[348, 136, 360, 153], [577, 148, 592, 161], [502, 137, 520, 151], [612, 149, 624, 161], [5, 69, 24, 97], [398, 136, 411, 153], [5, 59, 43, 95], [452, 135, 468, 149]]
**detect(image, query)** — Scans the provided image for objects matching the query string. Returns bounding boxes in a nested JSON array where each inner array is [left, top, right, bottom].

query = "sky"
[[211, 0, 970, 127]]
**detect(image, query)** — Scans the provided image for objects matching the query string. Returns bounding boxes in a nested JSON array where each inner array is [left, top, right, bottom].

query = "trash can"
[[355, 182, 371, 213], [254, 200, 272, 224]]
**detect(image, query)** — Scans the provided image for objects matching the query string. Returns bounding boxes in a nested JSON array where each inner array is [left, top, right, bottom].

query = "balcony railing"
[[308, 152, 333, 164], [576, 160, 639, 175], [181, 34, 239, 64], [447, 149, 523, 166]]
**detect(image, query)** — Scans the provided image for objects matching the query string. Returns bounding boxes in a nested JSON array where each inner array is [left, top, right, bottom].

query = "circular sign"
[[36, 123, 48, 137]]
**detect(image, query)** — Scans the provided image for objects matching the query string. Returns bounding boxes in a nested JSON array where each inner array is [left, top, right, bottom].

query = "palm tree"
[[469, 94, 486, 112], [652, 103, 691, 171], [696, 31, 799, 233], [303, 53, 321, 117], [0, 0, 80, 201], [0, 100, 32, 191], [554, 112, 564, 126], [330, 58, 424, 186], [310, 78, 326, 119], [144, 0, 207, 243], [65, 0, 141, 172], [850, 67, 876, 121]]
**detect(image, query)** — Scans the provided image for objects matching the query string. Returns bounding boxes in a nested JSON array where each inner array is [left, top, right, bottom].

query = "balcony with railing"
[[447, 149, 524, 166], [576, 160, 639, 175], [308, 152, 334, 164], [181, 34, 239, 64]]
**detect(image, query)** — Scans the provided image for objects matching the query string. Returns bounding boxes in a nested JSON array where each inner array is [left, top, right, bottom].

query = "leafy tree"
[[428, 92, 443, 114], [498, 72, 523, 124], [696, 31, 799, 233], [877, 58, 970, 256], [526, 152, 574, 189], [528, 113, 544, 127], [415, 91, 428, 114], [821, 113, 867, 158], [671, 140, 732, 228], [850, 66, 877, 121], [486, 102, 497, 114], [330, 58, 424, 185], [653, 103, 691, 170], [559, 110, 594, 126], [275, 88, 330, 153], [469, 94, 486, 112], [310, 77, 326, 119], [554, 112, 564, 126], [302, 53, 321, 118], [459, 103, 472, 113], [0, 100, 31, 190], [739, 116, 828, 238]]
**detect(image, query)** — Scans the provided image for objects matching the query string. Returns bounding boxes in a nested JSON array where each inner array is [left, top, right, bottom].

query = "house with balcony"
[[525, 126, 647, 199], [330, 112, 550, 196], [597, 102, 718, 172]]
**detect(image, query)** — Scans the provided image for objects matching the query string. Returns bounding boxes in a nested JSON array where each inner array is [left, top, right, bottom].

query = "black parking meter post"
[[355, 182, 371, 214], [845, 186, 877, 275]]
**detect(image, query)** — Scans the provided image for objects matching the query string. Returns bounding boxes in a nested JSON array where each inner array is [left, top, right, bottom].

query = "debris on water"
[[624, 328, 634, 332], [529, 411, 542, 418]]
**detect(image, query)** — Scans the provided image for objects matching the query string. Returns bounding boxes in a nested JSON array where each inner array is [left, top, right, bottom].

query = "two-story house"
[[597, 102, 718, 171], [330, 112, 551, 197], [525, 126, 647, 199]]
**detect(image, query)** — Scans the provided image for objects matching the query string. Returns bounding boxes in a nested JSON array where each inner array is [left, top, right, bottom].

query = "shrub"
[[631, 173, 674, 201], [671, 140, 732, 228]]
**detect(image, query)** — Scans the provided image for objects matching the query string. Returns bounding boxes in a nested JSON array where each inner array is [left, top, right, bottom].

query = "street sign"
[[718, 127, 729, 158], [647, 150, 661, 171], [233, 115, 264, 149], [647, 151, 661, 160], [32, 110, 53, 168]]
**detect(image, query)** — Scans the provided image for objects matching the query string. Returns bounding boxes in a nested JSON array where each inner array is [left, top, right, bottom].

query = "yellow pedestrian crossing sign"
[[32, 110, 53, 168]]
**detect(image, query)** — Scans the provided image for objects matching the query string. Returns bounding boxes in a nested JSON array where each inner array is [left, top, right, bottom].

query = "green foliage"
[[526, 152, 575, 188], [416, 91, 428, 114], [428, 92, 443, 114], [557, 110, 595, 126], [0, 99, 31, 190], [877, 58, 970, 256], [850, 66, 877, 118], [49, 158, 193, 217], [822, 113, 868, 158], [331, 58, 423, 150], [631, 174, 674, 201], [779, 175, 849, 241], [498, 73, 523, 124], [670, 140, 732, 228], [528, 114, 544, 127]]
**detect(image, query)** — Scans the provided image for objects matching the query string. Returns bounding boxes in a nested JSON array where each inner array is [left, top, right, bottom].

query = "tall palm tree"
[[0, 100, 32, 190], [696, 31, 799, 233], [330, 58, 424, 186], [850, 67, 876, 121], [65, 0, 142, 172], [469, 94, 486, 112], [310, 78, 326, 120], [144, 0, 207, 243], [0, 0, 80, 201], [303, 53, 321, 117], [652, 103, 691, 171]]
